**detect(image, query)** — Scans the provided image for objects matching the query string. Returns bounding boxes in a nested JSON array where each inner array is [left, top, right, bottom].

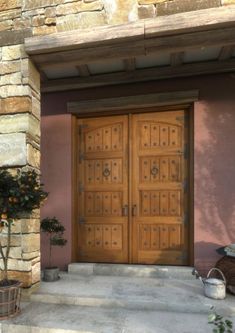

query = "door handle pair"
[[122, 205, 137, 216]]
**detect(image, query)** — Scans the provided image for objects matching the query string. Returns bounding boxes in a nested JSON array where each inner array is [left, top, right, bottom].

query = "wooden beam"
[[67, 90, 199, 114], [76, 64, 90, 77], [123, 58, 136, 72], [145, 27, 235, 55], [171, 52, 184, 66], [25, 6, 235, 55], [33, 40, 145, 68], [145, 5, 235, 38], [25, 22, 144, 55], [33, 26, 235, 69], [41, 59, 235, 93], [218, 45, 235, 60]]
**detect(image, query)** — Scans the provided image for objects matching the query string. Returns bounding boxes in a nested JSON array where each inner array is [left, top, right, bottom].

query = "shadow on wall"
[[194, 241, 222, 276], [194, 101, 235, 268]]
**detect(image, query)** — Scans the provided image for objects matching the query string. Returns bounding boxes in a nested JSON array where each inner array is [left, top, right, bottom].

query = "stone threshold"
[[68, 263, 195, 279]]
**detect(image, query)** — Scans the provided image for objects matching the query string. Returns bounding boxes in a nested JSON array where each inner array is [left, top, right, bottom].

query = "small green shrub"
[[41, 217, 67, 268], [208, 307, 233, 333], [0, 169, 48, 284]]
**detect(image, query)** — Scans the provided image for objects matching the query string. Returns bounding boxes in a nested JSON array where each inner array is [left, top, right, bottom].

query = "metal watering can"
[[192, 267, 226, 300]]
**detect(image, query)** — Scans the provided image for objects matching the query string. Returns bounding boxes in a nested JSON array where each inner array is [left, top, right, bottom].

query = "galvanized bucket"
[[204, 268, 226, 300]]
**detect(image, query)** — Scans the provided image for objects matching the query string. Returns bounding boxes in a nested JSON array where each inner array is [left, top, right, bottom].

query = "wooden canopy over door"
[[77, 110, 189, 265]]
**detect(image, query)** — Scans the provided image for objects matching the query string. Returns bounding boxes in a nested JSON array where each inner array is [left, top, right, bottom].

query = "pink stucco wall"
[[41, 115, 72, 270], [41, 73, 235, 274], [194, 99, 235, 274]]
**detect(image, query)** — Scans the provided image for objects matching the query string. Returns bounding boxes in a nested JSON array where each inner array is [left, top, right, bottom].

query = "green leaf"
[[225, 320, 233, 328], [208, 314, 216, 323]]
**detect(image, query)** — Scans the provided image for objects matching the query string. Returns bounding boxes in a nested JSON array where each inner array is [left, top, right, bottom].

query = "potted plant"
[[0, 168, 48, 318], [40, 217, 67, 282]]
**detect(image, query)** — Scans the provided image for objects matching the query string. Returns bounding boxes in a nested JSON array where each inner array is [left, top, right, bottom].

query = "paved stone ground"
[[30, 273, 235, 315], [1, 266, 234, 333], [2, 302, 232, 333]]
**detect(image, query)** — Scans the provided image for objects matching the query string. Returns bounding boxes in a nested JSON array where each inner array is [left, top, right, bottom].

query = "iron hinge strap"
[[78, 248, 85, 256], [184, 143, 189, 159], [177, 250, 188, 261], [176, 113, 189, 124], [78, 182, 84, 193], [183, 179, 188, 193], [175, 116, 185, 122], [78, 216, 86, 224], [78, 124, 88, 137], [79, 152, 85, 163], [184, 212, 188, 225]]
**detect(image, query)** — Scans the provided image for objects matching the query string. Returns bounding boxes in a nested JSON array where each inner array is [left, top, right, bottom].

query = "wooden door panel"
[[77, 110, 189, 265], [140, 155, 181, 183], [83, 224, 123, 250], [84, 191, 123, 216], [141, 190, 182, 217], [132, 111, 188, 265], [85, 159, 123, 184], [77, 116, 128, 263], [139, 121, 182, 149], [84, 123, 123, 152]]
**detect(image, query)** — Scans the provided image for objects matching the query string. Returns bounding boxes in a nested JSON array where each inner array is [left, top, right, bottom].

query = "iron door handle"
[[122, 205, 128, 216], [151, 166, 158, 176], [103, 168, 111, 177], [132, 205, 137, 216]]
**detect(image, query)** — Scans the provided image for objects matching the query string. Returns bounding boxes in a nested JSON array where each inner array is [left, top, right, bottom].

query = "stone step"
[[1, 302, 224, 333], [30, 272, 235, 316], [7, 271, 235, 333], [68, 263, 195, 279]]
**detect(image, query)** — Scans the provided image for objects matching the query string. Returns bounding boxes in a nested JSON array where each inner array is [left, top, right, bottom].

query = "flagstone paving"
[[1, 265, 234, 333]]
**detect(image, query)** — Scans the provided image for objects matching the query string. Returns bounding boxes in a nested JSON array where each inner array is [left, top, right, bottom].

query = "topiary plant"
[[40, 217, 67, 268], [0, 169, 48, 286]]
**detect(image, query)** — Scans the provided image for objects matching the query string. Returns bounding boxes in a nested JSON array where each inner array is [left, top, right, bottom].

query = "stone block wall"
[[138, 0, 221, 18], [0, 49, 41, 288], [0, 0, 235, 288], [0, 214, 41, 287], [1, 1, 234, 38], [0, 1, 41, 288]]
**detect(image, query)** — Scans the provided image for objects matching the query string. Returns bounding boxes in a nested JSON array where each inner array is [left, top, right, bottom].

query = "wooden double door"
[[77, 110, 189, 265]]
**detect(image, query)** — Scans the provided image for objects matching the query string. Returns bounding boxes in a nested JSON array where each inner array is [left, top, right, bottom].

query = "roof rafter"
[[41, 58, 235, 93]]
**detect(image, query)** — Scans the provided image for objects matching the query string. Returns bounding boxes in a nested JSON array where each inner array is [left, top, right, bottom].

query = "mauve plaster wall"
[[194, 99, 235, 274], [41, 73, 235, 274], [41, 115, 72, 270]]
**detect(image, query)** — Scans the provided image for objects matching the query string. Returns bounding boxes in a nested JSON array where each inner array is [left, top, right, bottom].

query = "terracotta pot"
[[0, 280, 21, 319], [43, 267, 60, 282]]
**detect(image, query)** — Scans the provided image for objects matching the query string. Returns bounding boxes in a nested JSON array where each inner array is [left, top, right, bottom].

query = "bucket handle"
[[207, 268, 226, 284]]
